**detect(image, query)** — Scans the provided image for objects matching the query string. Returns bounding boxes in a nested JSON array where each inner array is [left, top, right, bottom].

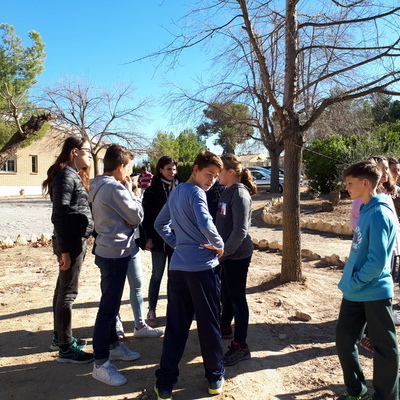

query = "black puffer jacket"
[[50, 166, 94, 253], [142, 175, 179, 252]]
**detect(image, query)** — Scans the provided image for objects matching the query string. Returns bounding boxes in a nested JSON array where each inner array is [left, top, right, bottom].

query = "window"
[[0, 158, 16, 172], [31, 155, 38, 173]]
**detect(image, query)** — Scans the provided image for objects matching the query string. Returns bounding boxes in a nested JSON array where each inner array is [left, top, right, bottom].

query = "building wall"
[[0, 129, 104, 197]]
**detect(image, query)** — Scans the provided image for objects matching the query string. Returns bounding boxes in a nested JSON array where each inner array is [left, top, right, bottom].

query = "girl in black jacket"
[[142, 156, 179, 327], [42, 136, 94, 364]]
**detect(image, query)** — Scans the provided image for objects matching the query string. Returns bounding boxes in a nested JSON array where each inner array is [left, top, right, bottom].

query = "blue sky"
[[2, 1, 213, 147]]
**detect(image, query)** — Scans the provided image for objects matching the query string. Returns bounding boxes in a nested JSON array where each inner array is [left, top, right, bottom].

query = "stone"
[[40, 233, 52, 243], [1, 237, 14, 248], [295, 311, 312, 321], [321, 201, 334, 212], [257, 239, 269, 249], [15, 235, 28, 246], [301, 249, 321, 260]]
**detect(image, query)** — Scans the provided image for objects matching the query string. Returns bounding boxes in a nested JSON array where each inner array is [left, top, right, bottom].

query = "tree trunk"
[[280, 134, 303, 282], [0, 114, 53, 169], [92, 152, 101, 177], [268, 149, 282, 193]]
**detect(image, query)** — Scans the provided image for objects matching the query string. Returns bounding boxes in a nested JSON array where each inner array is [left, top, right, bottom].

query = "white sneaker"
[[393, 311, 400, 326], [116, 316, 125, 339], [133, 324, 163, 338], [92, 360, 127, 386], [109, 342, 140, 361]]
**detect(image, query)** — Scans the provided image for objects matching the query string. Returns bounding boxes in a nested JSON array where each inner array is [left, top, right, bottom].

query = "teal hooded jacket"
[[338, 193, 396, 302]]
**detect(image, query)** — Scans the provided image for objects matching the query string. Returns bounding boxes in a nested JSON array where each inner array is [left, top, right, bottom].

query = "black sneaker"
[[57, 342, 94, 364], [50, 336, 87, 351], [154, 384, 172, 400], [223, 341, 251, 366]]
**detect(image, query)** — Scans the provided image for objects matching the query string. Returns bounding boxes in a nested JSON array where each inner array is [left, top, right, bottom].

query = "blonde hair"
[[220, 154, 257, 196]]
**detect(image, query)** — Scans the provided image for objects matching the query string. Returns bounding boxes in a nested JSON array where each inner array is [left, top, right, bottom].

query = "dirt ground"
[[0, 193, 396, 400]]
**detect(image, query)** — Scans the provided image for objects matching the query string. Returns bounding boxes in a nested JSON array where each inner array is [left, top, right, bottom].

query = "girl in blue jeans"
[[142, 156, 179, 327]]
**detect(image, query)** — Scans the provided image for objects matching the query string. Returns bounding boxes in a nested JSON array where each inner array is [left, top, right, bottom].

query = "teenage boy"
[[336, 160, 399, 400], [153, 150, 225, 400], [89, 144, 143, 386]]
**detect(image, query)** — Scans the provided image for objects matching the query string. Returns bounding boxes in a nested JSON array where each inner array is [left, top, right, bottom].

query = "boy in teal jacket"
[[336, 160, 399, 400]]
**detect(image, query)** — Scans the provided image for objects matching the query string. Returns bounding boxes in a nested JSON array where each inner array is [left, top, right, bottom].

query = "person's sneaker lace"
[[50, 336, 87, 351], [109, 342, 140, 361], [223, 341, 251, 366], [92, 360, 127, 386], [134, 324, 163, 338], [56, 342, 93, 364]]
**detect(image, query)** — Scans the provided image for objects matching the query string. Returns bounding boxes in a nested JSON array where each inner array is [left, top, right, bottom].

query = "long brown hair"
[[220, 154, 257, 196], [42, 136, 89, 194]]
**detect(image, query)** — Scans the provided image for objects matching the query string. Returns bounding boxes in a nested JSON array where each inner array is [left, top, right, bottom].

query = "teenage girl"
[[42, 136, 94, 363], [216, 154, 257, 366]]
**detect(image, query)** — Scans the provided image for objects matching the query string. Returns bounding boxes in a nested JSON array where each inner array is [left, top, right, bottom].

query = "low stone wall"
[[255, 195, 350, 267], [261, 195, 353, 236]]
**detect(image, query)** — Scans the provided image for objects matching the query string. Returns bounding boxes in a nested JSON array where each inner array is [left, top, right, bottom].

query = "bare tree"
[[40, 78, 151, 175], [135, 0, 400, 281]]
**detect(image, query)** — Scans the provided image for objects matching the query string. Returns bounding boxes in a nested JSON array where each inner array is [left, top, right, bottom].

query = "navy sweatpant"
[[155, 268, 225, 390]]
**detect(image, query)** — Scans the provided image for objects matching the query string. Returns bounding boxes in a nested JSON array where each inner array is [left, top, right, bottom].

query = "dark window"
[[0, 159, 16, 172], [31, 155, 38, 173]]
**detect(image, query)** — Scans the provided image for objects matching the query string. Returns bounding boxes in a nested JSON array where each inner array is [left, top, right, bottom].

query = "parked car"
[[262, 166, 285, 176], [247, 166, 284, 193]]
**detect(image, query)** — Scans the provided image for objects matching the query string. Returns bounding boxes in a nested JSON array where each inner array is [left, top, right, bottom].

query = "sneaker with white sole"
[[109, 342, 140, 361], [134, 324, 163, 338], [208, 377, 224, 395], [92, 360, 127, 386], [56, 342, 93, 364], [50, 336, 87, 351]]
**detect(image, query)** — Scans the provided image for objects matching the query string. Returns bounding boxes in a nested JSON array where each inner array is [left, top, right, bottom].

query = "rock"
[[301, 249, 321, 260], [252, 238, 259, 246], [321, 201, 334, 212], [257, 239, 269, 249], [15, 235, 28, 246], [40, 233, 52, 243], [279, 333, 287, 340], [1, 237, 14, 248], [295, 311, 312, 321], [268, 241, 282, 251], [30, 234, 38, 243]]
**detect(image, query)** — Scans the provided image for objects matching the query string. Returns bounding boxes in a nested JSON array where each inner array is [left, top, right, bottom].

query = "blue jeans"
[[93, 254, 130, 361], [220, 256, 251, 347], [148, 250, 171, 311], [52, 237, 87, 347], [155, 268, 224, 390], [126, 246, 145, 328]]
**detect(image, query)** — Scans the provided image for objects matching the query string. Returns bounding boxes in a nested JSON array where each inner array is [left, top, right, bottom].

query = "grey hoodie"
[[89, 175, 143, 258], [215, 183, 253, 260]]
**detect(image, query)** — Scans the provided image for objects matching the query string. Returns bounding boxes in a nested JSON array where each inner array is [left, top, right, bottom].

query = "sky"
[[2, 0, 220, 156]]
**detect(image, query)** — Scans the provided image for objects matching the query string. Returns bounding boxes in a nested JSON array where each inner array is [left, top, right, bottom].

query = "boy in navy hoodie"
[[336, 160, 399, 400]]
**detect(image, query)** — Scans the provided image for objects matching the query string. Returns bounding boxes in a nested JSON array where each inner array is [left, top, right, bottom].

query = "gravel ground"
[[0, 196, 53, 241]]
